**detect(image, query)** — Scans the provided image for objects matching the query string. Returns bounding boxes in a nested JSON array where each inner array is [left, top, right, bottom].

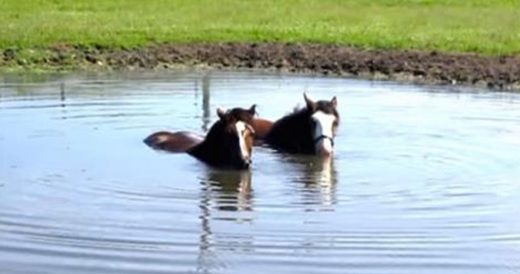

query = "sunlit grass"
[[0, 0, 519, 54]]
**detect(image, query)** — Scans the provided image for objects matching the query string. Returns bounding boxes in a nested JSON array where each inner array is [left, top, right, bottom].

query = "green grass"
[[1, 0, 520, 55]]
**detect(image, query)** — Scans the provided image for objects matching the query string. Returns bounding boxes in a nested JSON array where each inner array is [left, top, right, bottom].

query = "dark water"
[[1, 71, 520, 274]]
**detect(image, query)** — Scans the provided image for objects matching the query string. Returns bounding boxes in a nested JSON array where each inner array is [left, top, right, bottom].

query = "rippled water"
[[1, 71, 520, 274]]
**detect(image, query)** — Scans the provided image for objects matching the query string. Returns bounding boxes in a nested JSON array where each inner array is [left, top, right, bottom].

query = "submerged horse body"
[[263, 93, 339, 156], [144, 105, 257, 169], [144, 131, 204, 152], [250, 118, 273, 140]]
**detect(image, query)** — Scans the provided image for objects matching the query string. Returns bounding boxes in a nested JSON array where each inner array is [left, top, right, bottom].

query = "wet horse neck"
[[187, 121, 225, 166], [266, 109, 315, 153]]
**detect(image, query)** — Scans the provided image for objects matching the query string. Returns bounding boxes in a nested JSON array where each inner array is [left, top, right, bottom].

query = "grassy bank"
[[1, 0, 519, 55]]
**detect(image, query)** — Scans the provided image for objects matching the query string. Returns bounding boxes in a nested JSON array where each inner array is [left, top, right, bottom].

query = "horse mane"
[[265, 107, 315, 154]]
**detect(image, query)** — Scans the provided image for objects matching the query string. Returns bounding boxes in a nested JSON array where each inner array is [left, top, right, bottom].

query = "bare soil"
[[3, 43, 520, 90]]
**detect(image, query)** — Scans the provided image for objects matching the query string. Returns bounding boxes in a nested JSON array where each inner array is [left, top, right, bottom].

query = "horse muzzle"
[[243, 158, 252, 168], [314, 135, 334, 157], [233, 157, 251, 169]]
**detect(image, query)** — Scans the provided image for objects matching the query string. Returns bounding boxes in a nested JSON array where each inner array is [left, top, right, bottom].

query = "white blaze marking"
[[235, 121, 249, 160], [311, 110, 336, 152]]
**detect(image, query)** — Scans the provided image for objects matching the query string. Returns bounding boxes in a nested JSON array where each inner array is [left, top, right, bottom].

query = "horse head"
[[303, 93, 339, 156], [200, 105, 256, 169]]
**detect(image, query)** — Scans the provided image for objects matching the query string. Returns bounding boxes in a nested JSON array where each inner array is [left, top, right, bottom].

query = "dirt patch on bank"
[[3, 43, 520, 90]]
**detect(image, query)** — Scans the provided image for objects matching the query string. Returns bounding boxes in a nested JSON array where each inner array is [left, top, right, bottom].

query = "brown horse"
[[250, 117, 273, 140], [144, 105, 257, 169], [262, 93, 339, 156]]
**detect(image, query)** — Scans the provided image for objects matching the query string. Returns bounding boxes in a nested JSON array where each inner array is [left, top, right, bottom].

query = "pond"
[[1, 71, 520, 274]]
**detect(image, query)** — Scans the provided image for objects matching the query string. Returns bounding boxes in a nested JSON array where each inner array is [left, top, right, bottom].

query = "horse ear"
[[248, 104, 257, 116], [331, 96, 338, 108], [217, 107, 227, 120], [304, 93, 316, 111]]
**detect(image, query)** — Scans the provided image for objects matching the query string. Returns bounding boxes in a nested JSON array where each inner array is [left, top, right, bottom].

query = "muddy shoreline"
[[3, 43, 520, 90]]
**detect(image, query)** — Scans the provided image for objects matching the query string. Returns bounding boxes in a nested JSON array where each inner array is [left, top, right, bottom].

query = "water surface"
[[1, 71, 520, 274]]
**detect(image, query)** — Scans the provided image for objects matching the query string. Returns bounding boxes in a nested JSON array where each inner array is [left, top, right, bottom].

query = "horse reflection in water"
[[197, 169, 254, 272], [202, 170, 253, 212], [283, 155, 338, 207], [195, 157, 336, 272]]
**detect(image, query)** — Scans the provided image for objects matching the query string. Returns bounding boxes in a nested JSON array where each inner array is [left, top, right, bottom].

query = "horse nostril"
[[243, 158, 252, 167]]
